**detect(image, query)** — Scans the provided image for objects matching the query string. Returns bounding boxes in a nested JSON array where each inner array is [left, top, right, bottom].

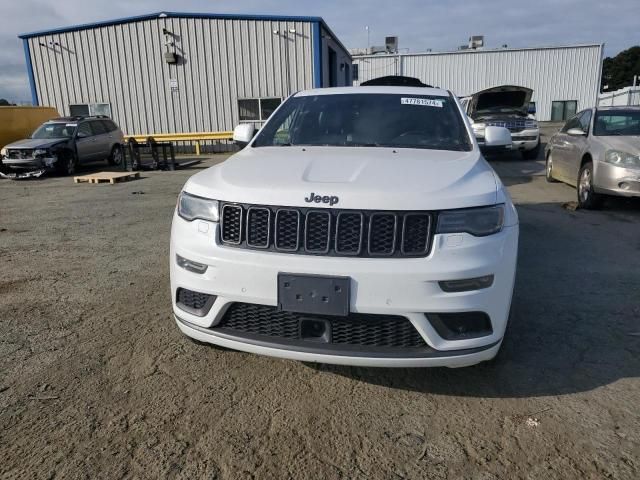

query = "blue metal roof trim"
[[22, 39, 38, 105], [312, 22, 323, 88], [18, 11, 326, 39]]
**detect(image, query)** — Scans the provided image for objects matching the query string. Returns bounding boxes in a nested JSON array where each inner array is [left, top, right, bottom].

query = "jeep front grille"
[[218, 203, 434, 258]]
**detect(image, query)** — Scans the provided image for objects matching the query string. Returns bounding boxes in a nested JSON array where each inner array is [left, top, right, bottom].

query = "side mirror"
[[233, 124, 256, 148], [567, 128, 586, 136], [77, 131, 88, 139], [528, 103, 536, 115], [484, 126, 512, 148]]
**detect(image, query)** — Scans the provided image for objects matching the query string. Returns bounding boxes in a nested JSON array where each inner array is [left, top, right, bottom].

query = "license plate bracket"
[[277, 273, 350, 317]]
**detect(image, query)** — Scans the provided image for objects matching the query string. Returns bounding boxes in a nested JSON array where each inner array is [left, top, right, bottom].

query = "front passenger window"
[[561, 116, 580, 133], [77, 122, 92, 138], [579, 111, 592, 134]]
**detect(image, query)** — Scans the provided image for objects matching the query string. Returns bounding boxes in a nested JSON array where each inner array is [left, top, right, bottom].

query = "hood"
[[184, 146, 498, 211], [596, 135, 640, 153], [468, 85, 533, 119], [4, 138, 68, 150]]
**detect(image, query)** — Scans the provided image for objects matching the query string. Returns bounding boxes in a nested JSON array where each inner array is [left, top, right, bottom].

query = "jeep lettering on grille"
[[304, 192, 339, 206]]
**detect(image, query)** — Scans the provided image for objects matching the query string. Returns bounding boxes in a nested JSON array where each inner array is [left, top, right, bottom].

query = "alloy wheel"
[[579, 167, 591, 203]]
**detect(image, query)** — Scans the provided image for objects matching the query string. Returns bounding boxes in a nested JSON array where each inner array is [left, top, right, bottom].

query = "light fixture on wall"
[[162, 27, 178, 64]]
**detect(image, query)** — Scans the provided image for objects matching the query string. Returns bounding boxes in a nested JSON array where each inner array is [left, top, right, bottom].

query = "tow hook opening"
[[300, 318, 331, 343]]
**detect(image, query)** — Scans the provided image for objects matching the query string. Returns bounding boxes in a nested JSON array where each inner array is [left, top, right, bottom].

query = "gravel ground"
[[1, 148, 639, 479]]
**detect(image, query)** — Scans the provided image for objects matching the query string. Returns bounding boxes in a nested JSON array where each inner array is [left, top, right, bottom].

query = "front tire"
[[56, 152, 77, 176], [577, 161, 603, 209], [545, 152, 558, 182]]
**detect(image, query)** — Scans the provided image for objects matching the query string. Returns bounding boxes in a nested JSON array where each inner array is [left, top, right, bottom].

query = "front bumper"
[[170, 213, 519, 367], [511, 129, 539, 151], [594, 161, 640, 198], [0, 156, 57, 179]]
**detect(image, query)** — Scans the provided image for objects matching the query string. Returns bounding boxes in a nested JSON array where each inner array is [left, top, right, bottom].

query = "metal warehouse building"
[[352, 44, 604, 121], [18, 12, 352, 140]]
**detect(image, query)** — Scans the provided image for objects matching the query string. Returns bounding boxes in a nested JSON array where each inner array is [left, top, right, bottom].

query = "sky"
[[1, 0, 638, 102]]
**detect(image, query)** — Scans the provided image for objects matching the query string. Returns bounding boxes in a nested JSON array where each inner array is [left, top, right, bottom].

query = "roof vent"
[[468, 35, 484, 49], [385, 36, 398, 53]]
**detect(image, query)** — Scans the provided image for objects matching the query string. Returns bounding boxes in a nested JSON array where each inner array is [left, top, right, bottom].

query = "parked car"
[[461, 85, 540, 159], [170, 85, 519, 368], [545, 106, 640, 209], [0, 116, 124, 178]]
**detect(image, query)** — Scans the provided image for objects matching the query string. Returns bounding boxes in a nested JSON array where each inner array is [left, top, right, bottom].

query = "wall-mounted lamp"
[[162, 26, 177, 63]]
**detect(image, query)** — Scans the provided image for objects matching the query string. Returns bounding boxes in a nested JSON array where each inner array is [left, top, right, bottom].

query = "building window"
[[352, 64, 359, 81], [238, 98, 282, 122], [551, 100, 577, 121], [69, 103, 112, 118]]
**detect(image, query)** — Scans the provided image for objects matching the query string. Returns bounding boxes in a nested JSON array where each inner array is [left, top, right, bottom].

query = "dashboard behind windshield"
[[32, 122, 76, 140], [253, 93, 472, 151]]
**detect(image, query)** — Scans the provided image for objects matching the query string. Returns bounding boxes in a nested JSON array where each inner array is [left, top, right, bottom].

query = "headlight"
[[0, 147, 6, 157], [604, 150, 640, 170], [177, 192, 219, 222], [524, 119, 538, 129], [437, 205, 505, 237], [33, 149, 49, 156]]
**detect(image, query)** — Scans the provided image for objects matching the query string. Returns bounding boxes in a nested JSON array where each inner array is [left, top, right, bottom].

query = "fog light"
[[176, 254, 207, 274], [438, 275, 494, 293], [427, 312, 492, 340], [618, 182, 630, 190]]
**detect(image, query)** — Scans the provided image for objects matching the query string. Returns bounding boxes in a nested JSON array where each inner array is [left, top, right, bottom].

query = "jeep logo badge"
[[304, 192, 339, 206]]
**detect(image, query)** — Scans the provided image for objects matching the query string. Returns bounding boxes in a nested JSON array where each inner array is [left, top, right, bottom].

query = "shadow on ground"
[[305, 199, 640, 398]]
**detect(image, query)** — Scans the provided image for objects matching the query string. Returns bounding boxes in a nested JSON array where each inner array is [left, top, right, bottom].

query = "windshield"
[[253, 93, 472, 151], [594, 111, 640, 136], [31, 122, 76, 139]]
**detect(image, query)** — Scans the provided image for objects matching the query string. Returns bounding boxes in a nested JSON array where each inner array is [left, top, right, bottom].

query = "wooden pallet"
[[74, 171, 140, 184]]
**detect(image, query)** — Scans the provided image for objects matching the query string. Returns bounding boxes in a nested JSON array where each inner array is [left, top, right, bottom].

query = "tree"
[[0, 98, 13, 106], [601, 46, 640, 92]]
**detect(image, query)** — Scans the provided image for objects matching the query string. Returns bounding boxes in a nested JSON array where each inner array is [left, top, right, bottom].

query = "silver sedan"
[[545, 106, 640, 209]]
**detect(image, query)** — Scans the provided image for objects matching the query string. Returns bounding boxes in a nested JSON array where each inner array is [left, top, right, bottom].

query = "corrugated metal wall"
[[27, 17, 315, 135], [353, 45, 603, 121]]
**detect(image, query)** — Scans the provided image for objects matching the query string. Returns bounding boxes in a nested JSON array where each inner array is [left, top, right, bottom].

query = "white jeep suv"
[[170, 86, 519, 368]]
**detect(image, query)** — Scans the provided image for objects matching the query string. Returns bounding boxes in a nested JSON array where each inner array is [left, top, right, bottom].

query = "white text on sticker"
[[401, 98, 443, 107]]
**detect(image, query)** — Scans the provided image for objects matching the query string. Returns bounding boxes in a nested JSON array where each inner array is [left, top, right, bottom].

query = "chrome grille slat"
[[485, 119, 536, 133], [219, 203, 433, 258], [305, 211, 331, 253], [245, 207, 270, 248]]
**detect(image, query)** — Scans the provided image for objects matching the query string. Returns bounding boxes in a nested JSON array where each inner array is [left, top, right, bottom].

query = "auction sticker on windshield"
[[401, 98, 443, 107]]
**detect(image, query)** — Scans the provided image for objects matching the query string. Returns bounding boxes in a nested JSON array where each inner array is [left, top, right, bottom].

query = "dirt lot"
[[1, 146, 639, 479]]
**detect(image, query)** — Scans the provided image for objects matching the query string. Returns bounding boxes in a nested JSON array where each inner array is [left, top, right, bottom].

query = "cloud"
[[1, 0, 638, 101]]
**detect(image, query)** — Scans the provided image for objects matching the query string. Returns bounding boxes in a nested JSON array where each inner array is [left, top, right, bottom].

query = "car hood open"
[[184, 146, 499, 211], [468, 85, 533, 119]]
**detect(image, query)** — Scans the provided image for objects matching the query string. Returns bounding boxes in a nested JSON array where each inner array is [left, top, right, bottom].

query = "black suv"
[[0, 116, 125, 178]]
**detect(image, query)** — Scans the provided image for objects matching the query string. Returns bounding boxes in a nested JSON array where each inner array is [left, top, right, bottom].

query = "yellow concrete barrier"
[[0, 106, 60, 148], [124, 131, 233, 155]]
